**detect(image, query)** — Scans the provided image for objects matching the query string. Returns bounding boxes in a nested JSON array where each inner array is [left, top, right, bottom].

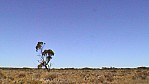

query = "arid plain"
[[0, 67, 149, 84]]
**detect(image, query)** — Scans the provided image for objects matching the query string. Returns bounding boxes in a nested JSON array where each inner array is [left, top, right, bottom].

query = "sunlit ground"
[[0, 68, 149, 84]]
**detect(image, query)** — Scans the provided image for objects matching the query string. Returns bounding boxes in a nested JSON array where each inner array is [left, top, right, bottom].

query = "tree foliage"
[[35, 42, 54, 71]]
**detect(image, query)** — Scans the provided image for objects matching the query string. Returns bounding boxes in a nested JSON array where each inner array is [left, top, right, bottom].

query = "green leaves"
[[35, 42, 45, 52], [42, 49, 54, 56]]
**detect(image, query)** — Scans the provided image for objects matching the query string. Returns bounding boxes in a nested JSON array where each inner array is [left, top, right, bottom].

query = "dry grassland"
[[0, 68, 149, 84]]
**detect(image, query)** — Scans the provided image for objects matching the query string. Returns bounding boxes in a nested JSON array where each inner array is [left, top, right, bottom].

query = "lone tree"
[[35, 42, 54, 71]]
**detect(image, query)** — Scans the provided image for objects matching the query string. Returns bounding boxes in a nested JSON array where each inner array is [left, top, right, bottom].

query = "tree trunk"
[[45, 65, 50, 72]]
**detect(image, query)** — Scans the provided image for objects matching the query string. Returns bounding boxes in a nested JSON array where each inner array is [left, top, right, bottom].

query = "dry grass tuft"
[[29, 80, 42, 84], [17, 72, 26, 78], [33, 73, 41, 79], [132, 71, 149, 80], [43, 73, 58, 81], [0, 70, 6, 79]]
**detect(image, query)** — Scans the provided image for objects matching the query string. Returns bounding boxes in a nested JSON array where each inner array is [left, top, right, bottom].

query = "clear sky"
[[0, 0, 148, 68]]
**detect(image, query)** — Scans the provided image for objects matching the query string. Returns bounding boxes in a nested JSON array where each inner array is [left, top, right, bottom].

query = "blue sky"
[[0, 0, 148, 68]]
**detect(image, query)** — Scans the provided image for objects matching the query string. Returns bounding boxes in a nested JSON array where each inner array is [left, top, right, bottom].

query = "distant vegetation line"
[[0, 66, 149, 70]]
